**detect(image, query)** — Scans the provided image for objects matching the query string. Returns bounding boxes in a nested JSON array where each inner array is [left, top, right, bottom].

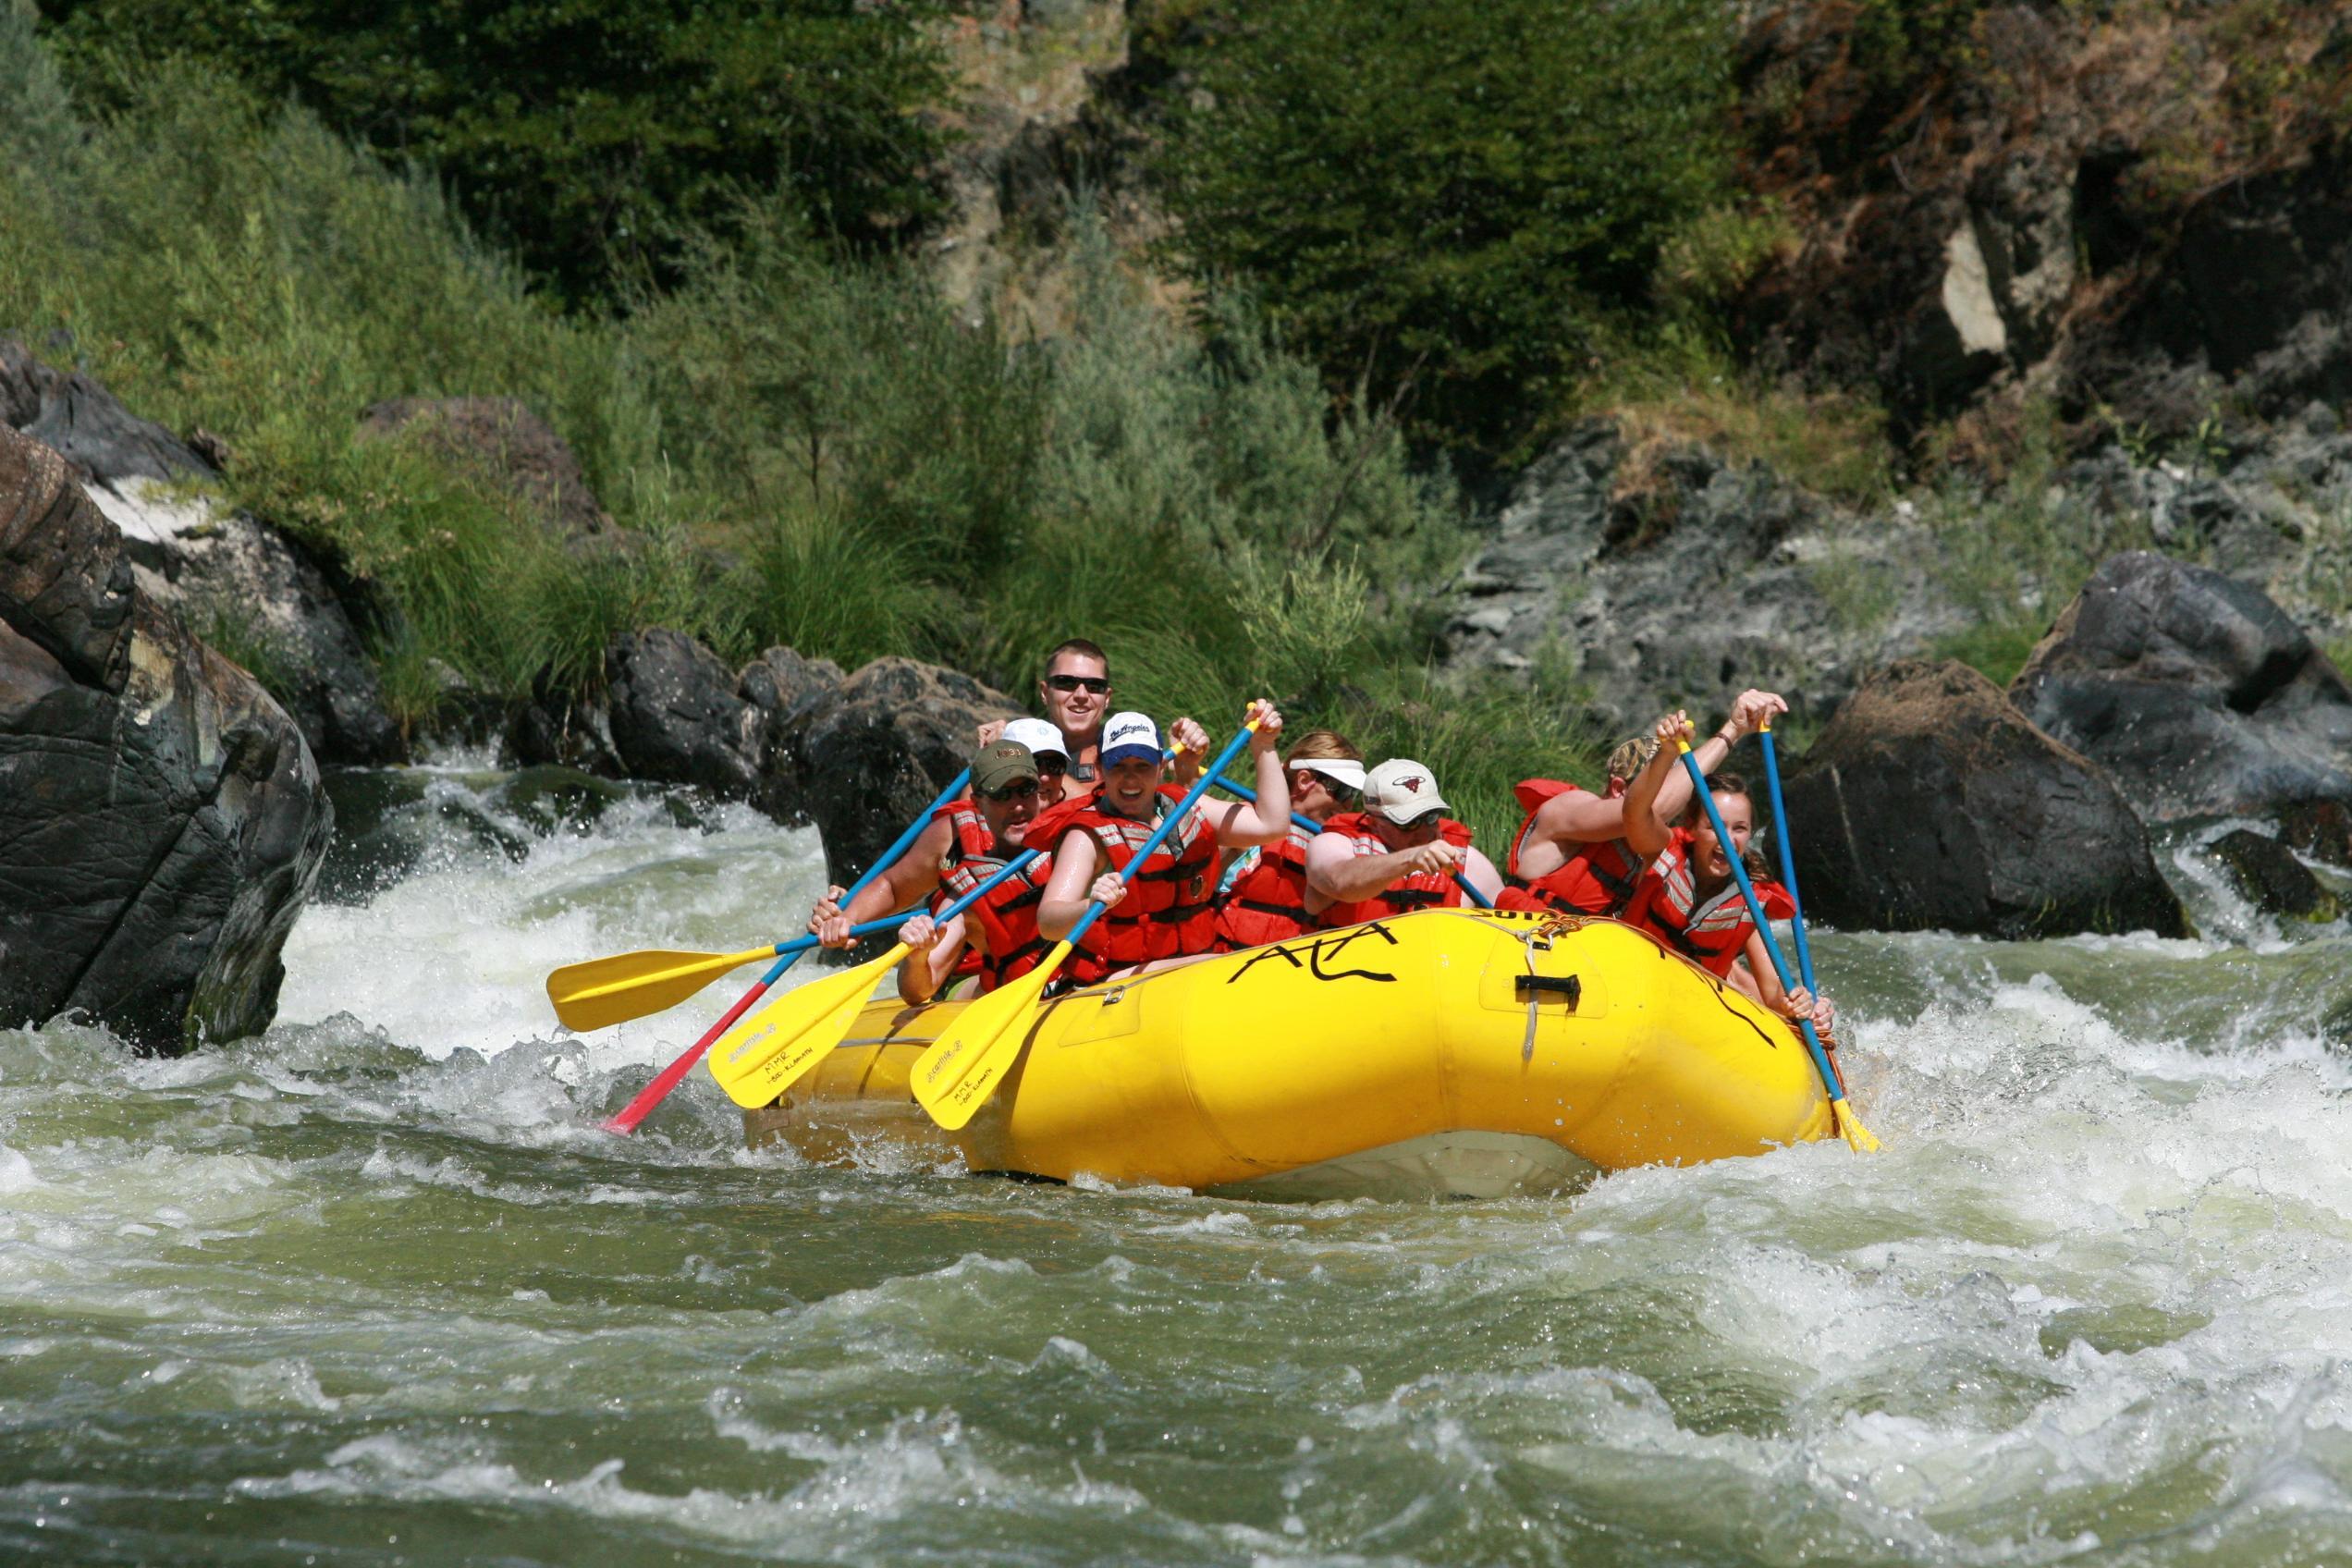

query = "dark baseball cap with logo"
[[971, 740, 1039, 795]]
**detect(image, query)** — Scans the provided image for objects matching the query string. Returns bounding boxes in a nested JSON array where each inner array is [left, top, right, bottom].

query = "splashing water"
[[4, 760, 2351, 1565]]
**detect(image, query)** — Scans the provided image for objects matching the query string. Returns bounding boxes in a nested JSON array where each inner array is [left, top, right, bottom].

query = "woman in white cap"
[[1034, 702, 1289, 984], [1305, 758, 1503, 926], [1213, 729, 1366, 949]]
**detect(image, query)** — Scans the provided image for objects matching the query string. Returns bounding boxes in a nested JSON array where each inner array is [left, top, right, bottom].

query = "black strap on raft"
[[1513, 974, 1583, 1008]]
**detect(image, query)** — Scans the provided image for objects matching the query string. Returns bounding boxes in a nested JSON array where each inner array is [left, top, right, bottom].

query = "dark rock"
[[1444, 421, 1960, 730], [740, 645, 844, 822], [1, 338, 215, 488], [2277, 799, 2352, 869], [1781, 658, 2187, 938], [603, 628, 765, 800], [777, 656, 1023, 890], [2009, 551, 2352, 821], [2203, 828, 2339, 923], [356, 397, 613, 541], [2109, 143, 2352, 429], [0, 426, 331, 1053], [505, 675, 623, 778]]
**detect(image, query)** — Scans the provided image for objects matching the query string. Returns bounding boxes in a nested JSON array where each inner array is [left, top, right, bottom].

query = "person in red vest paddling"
[[1305, 759, 1503, 925], [893, 739, 1061, 1002], [1034, 703, 1292, 984], [1211, 728, 1365, 949], [1620, 710, 1833, 1034], [1500, 689, 1788, 916]]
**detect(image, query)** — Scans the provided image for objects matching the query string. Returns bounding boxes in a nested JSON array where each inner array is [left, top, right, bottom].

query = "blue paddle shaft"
[[1675, 746, 1847, 1109], [1208, 776, 1492, 909], [1067, 721, 1262, 948], [753, 766, 974, 986], [1756, 729, 1817, 996]]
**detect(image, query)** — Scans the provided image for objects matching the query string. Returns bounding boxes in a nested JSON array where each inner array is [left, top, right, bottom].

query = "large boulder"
[[604, 628, 766, 800], [505, 632, 844, 823], [777, 656, 1024, 890], [2009, 551, 2352, 821], [2, 340, 402, 765], [0, 337, 214, 486], [0, 425, 332, 1053], [124, 507, 405, 765], [1780, 658, 2187, 939]]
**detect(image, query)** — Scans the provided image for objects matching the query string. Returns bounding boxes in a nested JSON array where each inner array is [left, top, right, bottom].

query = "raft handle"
[[1513, 974, 1582, 1009]]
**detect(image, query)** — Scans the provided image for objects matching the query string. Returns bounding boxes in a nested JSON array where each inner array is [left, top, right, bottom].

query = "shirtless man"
[[1305, 759, 1504, 925]]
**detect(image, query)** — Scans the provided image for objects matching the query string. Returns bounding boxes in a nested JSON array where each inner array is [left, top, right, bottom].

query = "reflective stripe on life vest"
[[1622, 827, 1755, 978], [1056, 787, 1219, 985]]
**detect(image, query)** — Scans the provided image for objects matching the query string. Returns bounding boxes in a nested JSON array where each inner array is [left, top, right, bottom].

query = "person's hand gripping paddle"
[[706, 851, 1041, 1111], [1674, 733, 1879, 1153], [911, 706, 1267, 1131], [588, 769, 969, 1134]]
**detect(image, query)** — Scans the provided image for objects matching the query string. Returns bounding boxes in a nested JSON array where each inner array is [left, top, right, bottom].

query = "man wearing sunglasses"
[[1305, 758, 1502, 927], [893, 740, 1060, 1002], [1036, 638, 1113, 782], [806, 719, 1069, 953]]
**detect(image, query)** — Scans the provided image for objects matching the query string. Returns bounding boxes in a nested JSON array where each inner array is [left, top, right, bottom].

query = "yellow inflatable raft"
[[741, 907, 1838, 1201]]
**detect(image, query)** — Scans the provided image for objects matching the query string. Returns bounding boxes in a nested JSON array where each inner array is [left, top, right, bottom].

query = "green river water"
[[5, 760, 2352, 1566]]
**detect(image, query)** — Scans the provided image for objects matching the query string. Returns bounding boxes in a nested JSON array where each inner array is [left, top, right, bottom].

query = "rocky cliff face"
[[1735, 2, 2352, 442], [0, 424, 332, 1053]]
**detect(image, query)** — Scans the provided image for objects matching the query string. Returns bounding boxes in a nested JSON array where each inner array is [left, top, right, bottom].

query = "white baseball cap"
[[1001, 717, 1071, 764], [1098, 711, 1163, 766], [1292, 755, 1366, 793], [1361, 758, 1449, 824]]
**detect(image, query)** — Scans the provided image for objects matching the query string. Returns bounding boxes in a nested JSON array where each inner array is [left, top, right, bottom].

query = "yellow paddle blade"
[[706, 945, 909, 1109], [1835, 1103, 1881, 1154], [547, 944, 778, 1032], [911, 942, 1072, 1131]]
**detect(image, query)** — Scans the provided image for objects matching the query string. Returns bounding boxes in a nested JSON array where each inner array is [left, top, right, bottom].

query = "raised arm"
[[1621, 711, 1692, 863], [1197, 702, 1290, 847]]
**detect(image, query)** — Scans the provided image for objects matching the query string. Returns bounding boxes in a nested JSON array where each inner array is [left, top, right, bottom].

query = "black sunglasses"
[[977, 778, 1040, 802], [1299, 770, 1358, 802], [1044, 673, 1111, 694], [1395, 806, 1445, 832], [1034, 755, 1069, 776]]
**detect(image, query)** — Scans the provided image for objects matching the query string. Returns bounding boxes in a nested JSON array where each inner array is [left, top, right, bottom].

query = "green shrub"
[[1149, 0, 1739, 464], [38, 0, 961, 302]]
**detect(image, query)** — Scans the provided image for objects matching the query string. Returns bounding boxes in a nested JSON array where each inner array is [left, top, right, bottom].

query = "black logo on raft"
[[1228, 922, 1402, 985]]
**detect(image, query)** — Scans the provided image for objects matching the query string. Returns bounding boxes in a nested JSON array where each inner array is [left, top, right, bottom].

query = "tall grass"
[[0, 20, 1604, 830]]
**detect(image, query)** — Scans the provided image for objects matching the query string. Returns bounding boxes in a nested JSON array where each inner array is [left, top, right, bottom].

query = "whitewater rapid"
[[4, 759, 2350, 1565]]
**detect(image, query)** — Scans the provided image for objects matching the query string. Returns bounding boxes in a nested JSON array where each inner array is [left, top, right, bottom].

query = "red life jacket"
[[1312, 812, 1476, 928], [1055, 786, 1219, 984], [932, 852, 1055, 993], [1502, 778, 1644, 915], [1623, 827, 1760, 978], [929, 799, 1011, 982], [1213, 821, 1317, 949], [930, 797, 997, 866]]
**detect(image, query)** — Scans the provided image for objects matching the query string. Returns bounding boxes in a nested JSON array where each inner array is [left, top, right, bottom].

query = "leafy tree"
[[38, 0, 962, 303], [1150, 0, 1738, 463]]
